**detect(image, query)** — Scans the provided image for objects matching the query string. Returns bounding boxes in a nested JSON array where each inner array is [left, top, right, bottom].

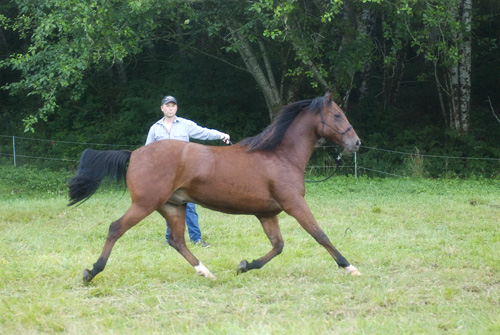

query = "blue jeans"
[[165, 202, 202, 242]]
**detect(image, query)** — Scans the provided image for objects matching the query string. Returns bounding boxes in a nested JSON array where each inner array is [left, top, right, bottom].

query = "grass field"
[[0, 176, 499, 334]]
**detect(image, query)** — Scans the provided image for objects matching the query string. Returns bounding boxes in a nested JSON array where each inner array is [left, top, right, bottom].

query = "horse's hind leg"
[[83, 203, 152, 282], [157, 203, 215, 280], [237, 215, 284, 274]]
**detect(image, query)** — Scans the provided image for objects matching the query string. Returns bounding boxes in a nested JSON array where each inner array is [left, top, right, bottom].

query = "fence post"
[[13, 136, 16, 167], [354, 152, 357, 178]]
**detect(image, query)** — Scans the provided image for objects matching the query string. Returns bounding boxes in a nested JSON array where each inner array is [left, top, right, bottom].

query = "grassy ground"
[[0, 177, 499, 334]]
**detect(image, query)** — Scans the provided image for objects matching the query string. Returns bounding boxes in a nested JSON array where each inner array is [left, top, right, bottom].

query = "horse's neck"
[[276, 114, 319, 171]]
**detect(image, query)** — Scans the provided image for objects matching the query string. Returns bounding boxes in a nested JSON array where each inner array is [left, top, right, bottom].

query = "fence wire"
[[1, 135, 499, 178]]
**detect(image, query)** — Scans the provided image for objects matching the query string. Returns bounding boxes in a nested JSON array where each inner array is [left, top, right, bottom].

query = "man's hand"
[[221, 133, 231, 144]]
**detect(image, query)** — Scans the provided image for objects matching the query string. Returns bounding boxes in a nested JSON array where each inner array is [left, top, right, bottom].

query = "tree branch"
[[226, 19, 281, 117], [488, 96, 500, 125]]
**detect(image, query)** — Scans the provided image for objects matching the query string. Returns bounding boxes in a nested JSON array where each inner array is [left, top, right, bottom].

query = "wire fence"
[[0, 134, 137, 169], [1, 134, 499, 178]]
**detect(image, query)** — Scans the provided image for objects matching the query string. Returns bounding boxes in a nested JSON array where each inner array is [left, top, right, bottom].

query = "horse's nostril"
[[356, 140, 361, 147]]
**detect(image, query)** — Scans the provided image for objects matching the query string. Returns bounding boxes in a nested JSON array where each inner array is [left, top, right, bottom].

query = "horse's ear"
[[326, 92, 335, 103]]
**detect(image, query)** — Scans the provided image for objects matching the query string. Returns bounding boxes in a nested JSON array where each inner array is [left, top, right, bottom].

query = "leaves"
[[1, 0, 164, 131], [0, 0, 497, 140]]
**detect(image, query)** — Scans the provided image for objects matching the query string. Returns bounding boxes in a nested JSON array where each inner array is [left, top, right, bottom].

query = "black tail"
[[68, 149, 132, 206]]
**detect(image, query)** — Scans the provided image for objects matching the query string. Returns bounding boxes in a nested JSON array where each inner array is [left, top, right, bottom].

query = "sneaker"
[[193, 239, 211, 248]]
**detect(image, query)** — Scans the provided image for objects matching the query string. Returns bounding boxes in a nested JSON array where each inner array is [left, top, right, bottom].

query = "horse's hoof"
[[345, 265, 361, 276], [194, 262, 216, 280], [237, 260, 249, 275], [83, 268, 93, 282]]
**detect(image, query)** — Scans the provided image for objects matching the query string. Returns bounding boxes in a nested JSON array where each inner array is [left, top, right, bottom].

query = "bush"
[[0, 162, 72, 194]]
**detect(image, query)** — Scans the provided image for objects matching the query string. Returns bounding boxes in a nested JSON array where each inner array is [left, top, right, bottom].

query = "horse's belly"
[[168, 187, 281, 216], [168, 189, 194, 205], [195, 191, 282, 216], [200, 199, 282, 216]]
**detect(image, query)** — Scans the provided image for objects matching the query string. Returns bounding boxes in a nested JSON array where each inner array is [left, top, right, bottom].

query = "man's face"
[[161, 102, 177, 118]]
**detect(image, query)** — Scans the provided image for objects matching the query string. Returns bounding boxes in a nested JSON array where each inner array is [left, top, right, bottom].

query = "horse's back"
[[131, 140, 224, 174], [126, 140, 232, 196]]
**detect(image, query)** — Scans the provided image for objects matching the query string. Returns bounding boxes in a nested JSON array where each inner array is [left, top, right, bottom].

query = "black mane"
[[240, 95, 326, 152]]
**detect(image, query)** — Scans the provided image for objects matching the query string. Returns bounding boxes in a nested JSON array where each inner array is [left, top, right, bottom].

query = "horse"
[[68, 92, 362, 282]]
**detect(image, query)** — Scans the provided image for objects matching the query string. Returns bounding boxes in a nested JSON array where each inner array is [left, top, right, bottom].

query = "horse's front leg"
[[158, 203, 216, 280], [237, 215, 284, 274], [283, 198, 361, 276]]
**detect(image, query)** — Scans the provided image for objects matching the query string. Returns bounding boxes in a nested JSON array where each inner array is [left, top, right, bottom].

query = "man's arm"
[[184, 119, 230, 143]]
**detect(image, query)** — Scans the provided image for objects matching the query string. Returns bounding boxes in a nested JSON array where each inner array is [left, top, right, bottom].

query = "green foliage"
[[355, 125, 500, 179], [0, 162, 71, 194], [394, 0, 469, 68], [251, 0, 379, 92], [1, 0, 163, 131]]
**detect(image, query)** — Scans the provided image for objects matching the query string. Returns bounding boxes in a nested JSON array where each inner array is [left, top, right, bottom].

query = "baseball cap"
[[161, 95, 177, 105]]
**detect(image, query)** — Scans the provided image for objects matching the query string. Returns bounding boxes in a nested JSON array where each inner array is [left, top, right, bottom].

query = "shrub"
[[0, 163, 72, 194]]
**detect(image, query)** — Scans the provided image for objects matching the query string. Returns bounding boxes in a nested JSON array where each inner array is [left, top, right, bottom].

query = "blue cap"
[[161, 95, 177, 105]]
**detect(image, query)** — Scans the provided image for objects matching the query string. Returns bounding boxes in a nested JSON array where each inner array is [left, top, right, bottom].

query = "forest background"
[[0, 0, 499, 178]]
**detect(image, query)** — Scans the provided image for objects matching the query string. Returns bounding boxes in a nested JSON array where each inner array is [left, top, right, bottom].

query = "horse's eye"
[[333, 113, 341, 119]]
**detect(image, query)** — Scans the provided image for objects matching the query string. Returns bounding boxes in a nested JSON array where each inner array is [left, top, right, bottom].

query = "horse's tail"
[[68, 149, 132, 206]]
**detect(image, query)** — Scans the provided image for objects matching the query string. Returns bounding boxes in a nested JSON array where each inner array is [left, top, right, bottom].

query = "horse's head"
[[316, 94, 361, 152]]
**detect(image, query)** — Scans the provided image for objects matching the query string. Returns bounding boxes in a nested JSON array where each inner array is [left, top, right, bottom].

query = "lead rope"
[[304, 148, 343, 183]]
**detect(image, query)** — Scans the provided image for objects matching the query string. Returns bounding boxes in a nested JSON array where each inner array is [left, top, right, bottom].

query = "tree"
[[449, 0, 472, 134], [384, 0, 473, 134], [0, 0, 484, 137], [148, 0, 380, 117], [183, 1, 294, 118], [0, 0, 163, 131], [250, 0, 380, 108]]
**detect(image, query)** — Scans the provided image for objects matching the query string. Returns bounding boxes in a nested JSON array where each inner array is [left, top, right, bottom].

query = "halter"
[[319, 110, 353, 139], [304, 110, 351, 183]]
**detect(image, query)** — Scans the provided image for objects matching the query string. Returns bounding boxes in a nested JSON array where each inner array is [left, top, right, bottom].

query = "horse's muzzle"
[[344, 138, 361, 152]]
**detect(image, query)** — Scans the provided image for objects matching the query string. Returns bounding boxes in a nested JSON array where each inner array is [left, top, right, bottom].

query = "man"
[[146, 95, 231, 247]]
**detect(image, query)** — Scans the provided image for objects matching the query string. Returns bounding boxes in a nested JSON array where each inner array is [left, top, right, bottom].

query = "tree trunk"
[[357, 6, 376, 100], [115, 60, 128, 85], [227, 21, 282, 119], [449, 0, 472, 134], [434, 63, 449, 128], [0, 28, 11, 55]]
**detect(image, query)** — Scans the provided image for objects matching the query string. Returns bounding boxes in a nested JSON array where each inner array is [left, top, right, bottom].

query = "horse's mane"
[[240, 95, 326, 152]]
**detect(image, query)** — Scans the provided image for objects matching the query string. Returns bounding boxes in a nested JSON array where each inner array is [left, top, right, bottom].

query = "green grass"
[[0, 177, 499, 334]]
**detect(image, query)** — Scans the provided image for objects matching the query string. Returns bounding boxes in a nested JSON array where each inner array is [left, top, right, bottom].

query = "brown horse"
[[69, 92, 361, 282]]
